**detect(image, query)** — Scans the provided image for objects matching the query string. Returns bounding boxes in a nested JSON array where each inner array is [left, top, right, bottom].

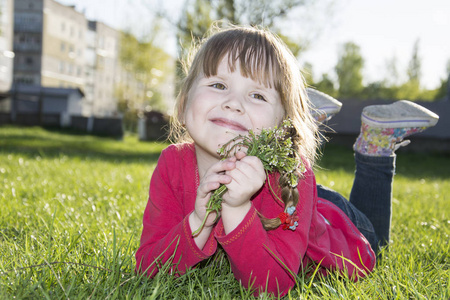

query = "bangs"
[[201, 29, 282, 90]]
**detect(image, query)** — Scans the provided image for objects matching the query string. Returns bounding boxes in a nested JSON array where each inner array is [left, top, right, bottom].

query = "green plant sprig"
[[192, 119, 304, 236]]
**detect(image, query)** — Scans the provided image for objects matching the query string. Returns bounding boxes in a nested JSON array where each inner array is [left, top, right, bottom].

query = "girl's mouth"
[[210, 118, 248, 132]]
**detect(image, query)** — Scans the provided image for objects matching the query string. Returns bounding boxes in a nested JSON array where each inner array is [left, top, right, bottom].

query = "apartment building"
[[41, 0, 86, 89], [0, 0, 14, 95], [13, 0, 119, 116]]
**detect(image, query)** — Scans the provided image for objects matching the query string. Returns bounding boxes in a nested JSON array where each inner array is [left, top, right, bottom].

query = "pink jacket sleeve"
[[135, 149, 217, 277]]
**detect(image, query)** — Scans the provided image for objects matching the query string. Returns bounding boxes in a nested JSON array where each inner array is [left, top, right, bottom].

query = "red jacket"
[[136, 143, 375, 295]]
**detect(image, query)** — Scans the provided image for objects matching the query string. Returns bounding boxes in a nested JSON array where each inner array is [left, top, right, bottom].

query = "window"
[[15, 77, 34, 84], [59, 61, 65, 73], [25, 57, 33, 65]]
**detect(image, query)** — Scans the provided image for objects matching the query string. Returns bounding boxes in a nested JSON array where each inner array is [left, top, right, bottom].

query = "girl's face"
[[183, 56, 285, 165]]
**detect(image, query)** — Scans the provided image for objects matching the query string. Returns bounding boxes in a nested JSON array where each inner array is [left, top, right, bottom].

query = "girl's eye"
[[251, 93, 266, 101], [210, 83, 226, 90]]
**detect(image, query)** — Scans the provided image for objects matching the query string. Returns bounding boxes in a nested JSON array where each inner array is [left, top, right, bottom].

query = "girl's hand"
[[221, 151, 266, 233], [222, 151, 266, 208], [189, 158, 236, 236]]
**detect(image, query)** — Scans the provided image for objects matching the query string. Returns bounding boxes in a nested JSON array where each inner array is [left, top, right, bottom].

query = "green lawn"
[[0, 126, 448, 299]]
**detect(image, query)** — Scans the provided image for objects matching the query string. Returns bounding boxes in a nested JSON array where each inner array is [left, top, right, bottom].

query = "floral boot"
[[354, 100, 439, 156]]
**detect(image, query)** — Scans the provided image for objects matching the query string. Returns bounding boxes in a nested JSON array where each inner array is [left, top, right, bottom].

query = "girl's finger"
[[198, 174, 232, 195], [234, 151, 247, 160], [205, 158, 236, 176]]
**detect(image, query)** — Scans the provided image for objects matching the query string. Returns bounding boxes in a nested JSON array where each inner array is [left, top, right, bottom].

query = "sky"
[[57, 0, 450, 89]]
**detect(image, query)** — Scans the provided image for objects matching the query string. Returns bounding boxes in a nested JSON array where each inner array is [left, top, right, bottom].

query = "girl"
[[135, 25, 438, 296]]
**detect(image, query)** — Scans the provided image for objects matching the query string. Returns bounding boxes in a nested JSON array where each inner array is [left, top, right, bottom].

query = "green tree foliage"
[[357, 56, 400, 100], [432, 59, 450, 101], [176, 0, 214, 85], [361, 81, 398, 100], [309, 40, 446, 102], [385, 55, 400, 87], [396, 39, 422, 100], [335, 42, 364, 99], [116, 22, 173, 131], [219, 0, 310, 28], [407, 39, 421, 83], [433, 77, 449, 100], [175, 0, 327, 76], [314, 73, 337, 98], [358, 43, 445, 102]]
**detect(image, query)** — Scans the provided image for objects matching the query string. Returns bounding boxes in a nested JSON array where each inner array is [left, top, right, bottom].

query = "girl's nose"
[[222, 94, 245, 113]]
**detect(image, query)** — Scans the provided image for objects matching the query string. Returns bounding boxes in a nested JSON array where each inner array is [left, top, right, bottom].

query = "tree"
[[335, 42, 364, 99], [314, 73, 336, 98], [116, 21, 173, 131], [384, 55, 400, 87], [397, 39, 422, 100], [173, 0, 337, 69], [360, 56, 401, 100], [117, 30, 171, 110], [407, 39, 421, 84], [362, 81, 399, 100], [433, 59, 450, 100], [175, 0, 214, 85]]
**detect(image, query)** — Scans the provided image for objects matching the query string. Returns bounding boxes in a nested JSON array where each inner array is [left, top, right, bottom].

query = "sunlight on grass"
[[0, 126, 448, 299]]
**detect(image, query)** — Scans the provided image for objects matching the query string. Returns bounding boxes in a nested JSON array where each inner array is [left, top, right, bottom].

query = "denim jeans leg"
[[349, 152, 396, 250], [316, 184, 379, 253]]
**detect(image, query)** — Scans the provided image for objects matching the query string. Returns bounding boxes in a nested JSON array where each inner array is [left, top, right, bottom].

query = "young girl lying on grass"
[[135, 25, 438, 296]]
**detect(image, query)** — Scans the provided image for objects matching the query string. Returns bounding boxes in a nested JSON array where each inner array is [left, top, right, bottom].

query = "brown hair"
[[171, 24, 320, 230]]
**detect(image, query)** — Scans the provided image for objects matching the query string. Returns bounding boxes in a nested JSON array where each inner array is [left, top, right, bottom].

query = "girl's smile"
[[209, 117, 248, 132]]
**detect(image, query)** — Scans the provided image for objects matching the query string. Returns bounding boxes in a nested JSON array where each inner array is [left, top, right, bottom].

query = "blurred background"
[[0, 0, 448, 145]]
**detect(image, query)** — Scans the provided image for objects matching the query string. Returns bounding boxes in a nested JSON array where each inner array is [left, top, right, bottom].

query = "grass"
[[0, 125, 449, 299]]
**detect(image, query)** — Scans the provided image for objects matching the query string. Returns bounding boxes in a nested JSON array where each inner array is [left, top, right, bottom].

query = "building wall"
[[83, 21, 96, 115], [91, 21, 118, 116], [0, 0, 14, 92]]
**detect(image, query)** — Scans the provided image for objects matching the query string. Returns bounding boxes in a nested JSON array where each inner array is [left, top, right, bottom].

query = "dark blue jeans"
[[317, 152, 396, 254]]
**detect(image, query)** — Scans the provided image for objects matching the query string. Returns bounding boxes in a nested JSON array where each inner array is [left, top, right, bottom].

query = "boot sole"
[[361, 100, 439, 128]]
